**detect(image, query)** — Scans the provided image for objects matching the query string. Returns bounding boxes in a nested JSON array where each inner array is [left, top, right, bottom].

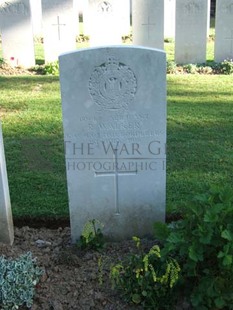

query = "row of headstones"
[[0, 0, 232, 67]]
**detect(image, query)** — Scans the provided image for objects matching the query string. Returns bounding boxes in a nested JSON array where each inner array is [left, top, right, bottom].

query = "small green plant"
[[154, 185, 233, 309], [110, 237, 180, 309], [164, 37, 174, 43], [77, 219, 105, 250], [220, 59, 233, 75], [0, 252, 44, 310], [34, 61, 59, 76], [166, 60, 177, 74], [183, 63, 198, 74], [197, 65, 213, 74], [44, 61, 59, 76], [31, 61, 59, 75], [0, 58, 5, 67]]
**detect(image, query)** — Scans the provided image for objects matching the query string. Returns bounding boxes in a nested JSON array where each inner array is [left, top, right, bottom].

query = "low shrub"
[[110, 237, 180, 309], [154, 186, 233, 309], [219, 59, 233, 75], [0, 58, 5, 67], [32, 61, 59, 76], [183, 63, 198, 74], [0, 252, 44, 310], [167, 60, 177, 74]]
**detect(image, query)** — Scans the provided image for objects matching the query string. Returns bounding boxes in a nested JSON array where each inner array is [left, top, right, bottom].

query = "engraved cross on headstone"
[[95, 149, 137, 215], [52, 16, 66, 40], [226, 30, 233, 54], [142, 15, 156, 40]]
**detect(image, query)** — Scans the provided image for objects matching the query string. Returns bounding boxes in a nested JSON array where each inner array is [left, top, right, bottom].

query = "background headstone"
[[81, 0, 91, 35], [0, 0, 35, 67], [175, 0, 210, 64], [73, 0, 80, 37], [0, 122, 14, 245], [88, 0, 128, 46], [164, 0, 176, 38], [41, 0, 76, 63], [30, 0, 42, 37], [215, 0, 233, 62], [132, 0, 164, 49], [59, 46, 166, 241]]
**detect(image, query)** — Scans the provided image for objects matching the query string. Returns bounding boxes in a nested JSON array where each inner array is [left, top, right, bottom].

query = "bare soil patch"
[[0, 226, 146, 310], [0, 63, 34, 76]]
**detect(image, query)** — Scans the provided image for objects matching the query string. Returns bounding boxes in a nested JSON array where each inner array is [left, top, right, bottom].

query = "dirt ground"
[[0, 63, 35, 76], [0, 64, 190, 310], [0, 225, 192, 310], [0, 226, 149, 310]]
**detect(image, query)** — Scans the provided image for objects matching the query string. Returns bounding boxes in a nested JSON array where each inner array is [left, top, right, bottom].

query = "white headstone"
[[0, 0, 35, 67], [88, 0, 129, 46], [59, 46, 166, 241], [164, 0, 176, 38], [41, 0, 76, 63], [30, 0, 42, 36], [132, 0, 164, 49], [215, 0, 233, 62], [81, 0, 91, 35], [175, 0, 210, 64], [0, 122, 14, 245], [73, 0, 80, 37]]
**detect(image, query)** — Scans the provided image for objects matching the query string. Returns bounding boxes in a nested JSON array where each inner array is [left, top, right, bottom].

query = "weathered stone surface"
[[215, 0, 233, 62], [59, 46, 166, 241], [175, 0, 210, 64], [0, 0, 35, 67], [0, 122, 14, 245], [88, 0, 129, 46], [41, 0, 76, 62], [132, 0, 164, 49]]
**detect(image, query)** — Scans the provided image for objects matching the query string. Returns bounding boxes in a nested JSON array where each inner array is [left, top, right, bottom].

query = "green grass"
[[0, 75, 232, 219]]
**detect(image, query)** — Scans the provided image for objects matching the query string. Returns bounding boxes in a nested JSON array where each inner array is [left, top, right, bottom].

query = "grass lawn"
[[0, 74, 232, 219]]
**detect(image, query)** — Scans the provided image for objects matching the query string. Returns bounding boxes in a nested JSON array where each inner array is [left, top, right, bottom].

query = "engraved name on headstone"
[[59, 46, 167, 241]]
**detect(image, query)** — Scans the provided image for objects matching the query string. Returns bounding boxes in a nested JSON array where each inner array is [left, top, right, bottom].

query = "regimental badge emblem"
[[97, 1, 112, 14], [89, 58, 137, 111]]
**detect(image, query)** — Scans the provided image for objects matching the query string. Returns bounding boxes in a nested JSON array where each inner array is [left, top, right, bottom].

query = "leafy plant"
[[0, 58, 5, 67], [183, 63, 198, 74], [219, 59, 233, 75], [110, 237, 180, 309], [0, 252, 44, 310], [43, 61, 59, 76], [77, 219, 105, 250], [31, 61, 59, 76], [167, 60, 177, 74], [154, 186, 233, 309], [197, 65, 213, 75]]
